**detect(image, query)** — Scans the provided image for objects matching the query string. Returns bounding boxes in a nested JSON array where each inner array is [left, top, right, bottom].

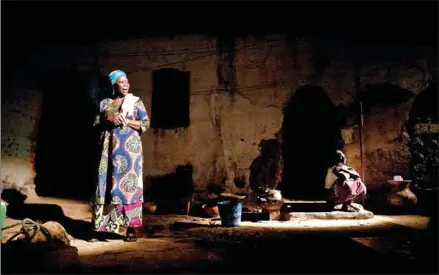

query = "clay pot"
[[202, 204, 219, 218], [143, 202, 157, 213], [386, 181, 418, 209], [260, 201, 284, 221]]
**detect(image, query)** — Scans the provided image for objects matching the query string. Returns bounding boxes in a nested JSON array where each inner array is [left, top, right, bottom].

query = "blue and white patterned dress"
[[92, 96, 150, 233]]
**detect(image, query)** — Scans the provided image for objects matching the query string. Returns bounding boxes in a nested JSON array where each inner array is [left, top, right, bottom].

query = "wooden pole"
[[353, 49, 365, 183], [353, 50, 366, 207], [359, 101, 365, 181]]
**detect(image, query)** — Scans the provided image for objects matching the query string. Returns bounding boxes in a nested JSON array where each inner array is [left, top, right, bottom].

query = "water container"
[[217, 200, 243, 227], [0, 201, 7, 240]]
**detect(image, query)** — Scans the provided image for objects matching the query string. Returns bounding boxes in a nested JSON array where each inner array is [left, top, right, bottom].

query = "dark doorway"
[[147, 164, 195, 214], [407, 82, 438, 190], [34, 69, 100, 201], [278, 85, 342, 200]]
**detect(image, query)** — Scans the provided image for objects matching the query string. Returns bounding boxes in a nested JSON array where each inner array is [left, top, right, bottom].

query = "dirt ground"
[[1, 196, 435, 274]]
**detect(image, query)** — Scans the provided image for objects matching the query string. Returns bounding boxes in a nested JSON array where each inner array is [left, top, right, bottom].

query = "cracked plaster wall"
[[1, 89, 43, 196], [4, 34, 435, 197], [98, 34, 436, 191], [98, 35, 293, 191], [1, 44, 99, 197], [0, 46, 96, 197]]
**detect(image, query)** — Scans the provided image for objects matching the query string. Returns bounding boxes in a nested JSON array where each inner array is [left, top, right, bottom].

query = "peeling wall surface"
[[1, 89, 43, 194], [2, 34, 436, 195], [98, 35, 292, 191], [97, 34, 436, 191]]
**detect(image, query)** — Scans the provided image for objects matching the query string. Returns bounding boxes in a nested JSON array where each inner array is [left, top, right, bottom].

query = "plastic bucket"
[[0, 202, 7, 240], [217, 200, 243, 227]]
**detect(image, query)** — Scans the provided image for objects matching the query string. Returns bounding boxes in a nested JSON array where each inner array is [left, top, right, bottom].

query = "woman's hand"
[[114, 113, 126, 126], [107, 113, 125, 126]]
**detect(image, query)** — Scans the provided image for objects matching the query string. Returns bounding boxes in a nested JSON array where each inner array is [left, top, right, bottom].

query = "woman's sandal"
[[341, 203, 360, 212], [124, 230, 137, 242]]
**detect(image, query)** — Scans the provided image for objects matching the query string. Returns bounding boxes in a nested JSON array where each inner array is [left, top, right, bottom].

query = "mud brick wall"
[[1, 89, 43, 195], [6, 34, 436, 197], [98, 34, 436, 190]]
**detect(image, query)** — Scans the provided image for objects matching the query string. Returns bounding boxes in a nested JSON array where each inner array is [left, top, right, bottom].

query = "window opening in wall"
[[151, 68, 190, 129], [407, 82, 438, 190]]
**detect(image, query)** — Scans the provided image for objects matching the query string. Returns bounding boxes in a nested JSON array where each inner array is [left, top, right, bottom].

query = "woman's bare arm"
[[124, 119, 141, 131]]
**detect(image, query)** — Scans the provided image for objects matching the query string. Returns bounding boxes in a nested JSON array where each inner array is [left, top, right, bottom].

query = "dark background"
[[2, 1, 438, 81], [1, 1, 437, 200]]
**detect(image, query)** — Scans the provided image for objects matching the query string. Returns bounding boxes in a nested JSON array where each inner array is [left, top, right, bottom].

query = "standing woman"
[[91, 69, 150, 242]]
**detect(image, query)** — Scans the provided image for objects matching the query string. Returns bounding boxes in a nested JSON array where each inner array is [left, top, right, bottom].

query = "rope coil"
[[2, 218, 54, 243]]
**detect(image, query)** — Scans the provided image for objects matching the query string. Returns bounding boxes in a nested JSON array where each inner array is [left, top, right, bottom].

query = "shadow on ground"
[[78, 235, 424, 274], [1, 189, 436, 274], [193, 236, 417, 274]]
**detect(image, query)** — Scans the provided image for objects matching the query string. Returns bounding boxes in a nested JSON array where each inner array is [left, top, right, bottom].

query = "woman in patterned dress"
[[91, 69, 150, 242]]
